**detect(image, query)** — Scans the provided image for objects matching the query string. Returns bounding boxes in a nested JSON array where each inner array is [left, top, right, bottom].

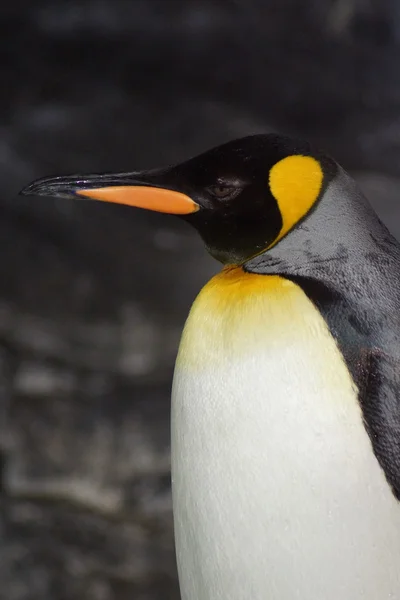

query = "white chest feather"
[[171, 268, 400, 600]]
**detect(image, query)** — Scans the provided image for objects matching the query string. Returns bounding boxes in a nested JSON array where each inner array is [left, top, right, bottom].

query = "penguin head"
[[20, 134, 338, 265]]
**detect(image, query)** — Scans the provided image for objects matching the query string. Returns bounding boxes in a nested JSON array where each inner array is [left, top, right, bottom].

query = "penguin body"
[[21, 134, 400, 599], [172, 267, 400, 600]]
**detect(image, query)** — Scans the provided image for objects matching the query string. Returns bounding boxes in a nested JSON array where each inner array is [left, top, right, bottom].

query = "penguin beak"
[[19, 171, 199, 216]]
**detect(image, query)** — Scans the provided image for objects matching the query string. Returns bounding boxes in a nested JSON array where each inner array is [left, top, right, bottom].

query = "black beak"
[[20, 171, 199, 215]]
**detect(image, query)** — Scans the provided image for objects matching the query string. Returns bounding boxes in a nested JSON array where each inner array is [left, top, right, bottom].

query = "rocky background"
[[2, 1, 400, 598]]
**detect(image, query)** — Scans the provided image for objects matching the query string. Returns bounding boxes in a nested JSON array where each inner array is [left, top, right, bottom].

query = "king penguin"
[[21, 134, 400, 600]]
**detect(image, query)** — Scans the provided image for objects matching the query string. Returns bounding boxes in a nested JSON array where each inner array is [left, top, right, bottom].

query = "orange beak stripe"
[[77, 185, 199, 215]]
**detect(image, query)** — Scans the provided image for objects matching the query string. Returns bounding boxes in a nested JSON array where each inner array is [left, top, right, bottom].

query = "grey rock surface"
[[2, 1, 400, 599]]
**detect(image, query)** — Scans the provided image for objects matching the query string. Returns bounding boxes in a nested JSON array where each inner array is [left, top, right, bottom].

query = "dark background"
[[2, 1, 400, 599]]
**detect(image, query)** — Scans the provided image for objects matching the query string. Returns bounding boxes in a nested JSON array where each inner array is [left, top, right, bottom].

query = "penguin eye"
[[207, 185, 241, 200]]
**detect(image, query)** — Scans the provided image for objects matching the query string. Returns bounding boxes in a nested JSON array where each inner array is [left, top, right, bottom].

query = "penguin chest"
[[171, 268, 400, 600]]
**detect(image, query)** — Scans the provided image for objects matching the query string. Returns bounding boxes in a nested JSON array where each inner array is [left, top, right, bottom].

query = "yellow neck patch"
[[176, 266, 316, 370], [268, 155, 323, 247]]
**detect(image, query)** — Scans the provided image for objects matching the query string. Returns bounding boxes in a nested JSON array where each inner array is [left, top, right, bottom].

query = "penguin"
[[21, 133, 400, 600]]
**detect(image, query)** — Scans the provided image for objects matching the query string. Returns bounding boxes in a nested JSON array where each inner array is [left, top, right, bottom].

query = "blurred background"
[[2, 0, 400, 598]]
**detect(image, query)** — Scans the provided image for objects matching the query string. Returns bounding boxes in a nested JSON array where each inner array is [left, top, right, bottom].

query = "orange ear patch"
[[268, 155, 323, 246]]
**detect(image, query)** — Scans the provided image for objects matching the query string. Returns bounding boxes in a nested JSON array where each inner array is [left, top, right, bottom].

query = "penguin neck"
[[245, 168, 400, 318]]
